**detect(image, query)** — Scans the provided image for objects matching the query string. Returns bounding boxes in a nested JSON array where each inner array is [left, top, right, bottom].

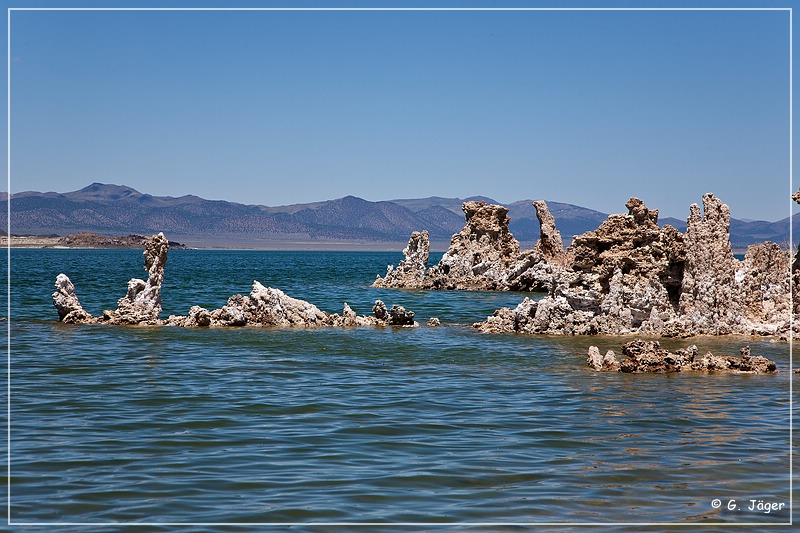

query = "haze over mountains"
[[1, 183, 794, 250]]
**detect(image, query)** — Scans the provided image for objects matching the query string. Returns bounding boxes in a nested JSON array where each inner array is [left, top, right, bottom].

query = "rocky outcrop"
[[424, 201, 522, 290], [52, 274, 93, 324], [587, 340, 778, 374], [164, 285, 417, 329], [372, 230, 430, 289], [792, 190, 800, 319], [56, 233, 187, 249], [53, 232, 170, 325], [476, 197, 687, 335], [374, 191, 790, 339], [102, 232, 170, 325], [531, 199, 565, 263], [500, 200, 568, 292], [665, 194, 791, 337], [474, 194, 792, 338], [374, 200, 562, 291], [737, 241, 791, 336], [371, 300, 416, 326], [209, 282, 330, 328], [54, 233, 421, 330], [676, 194, 737, 334]]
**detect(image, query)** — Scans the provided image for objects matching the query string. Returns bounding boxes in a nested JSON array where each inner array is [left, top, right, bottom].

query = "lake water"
[[5, 249, 796, 529]]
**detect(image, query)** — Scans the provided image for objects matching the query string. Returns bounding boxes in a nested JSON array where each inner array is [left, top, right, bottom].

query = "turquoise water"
[[5, 249, 796, 528]]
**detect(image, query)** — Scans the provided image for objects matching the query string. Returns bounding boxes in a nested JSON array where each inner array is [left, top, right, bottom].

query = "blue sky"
[[4, 2, 794, 221]]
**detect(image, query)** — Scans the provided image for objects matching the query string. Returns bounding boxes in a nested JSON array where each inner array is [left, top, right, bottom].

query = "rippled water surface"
[[5, 249, 796, 527]]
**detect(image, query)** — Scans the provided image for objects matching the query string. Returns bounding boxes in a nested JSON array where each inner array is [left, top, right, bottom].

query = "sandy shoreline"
[[5, 236, 63, 248]]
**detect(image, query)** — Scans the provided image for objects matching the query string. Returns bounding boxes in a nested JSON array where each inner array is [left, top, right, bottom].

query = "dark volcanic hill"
[[1, 183, 793, 250]]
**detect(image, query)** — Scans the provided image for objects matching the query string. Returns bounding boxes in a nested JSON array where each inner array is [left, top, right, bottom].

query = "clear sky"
[[4, 1, 794, 221]]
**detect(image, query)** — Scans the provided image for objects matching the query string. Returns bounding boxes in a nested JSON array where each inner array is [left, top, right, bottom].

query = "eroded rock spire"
[[424, 201, 522, 290], [103, 232, 170, 325], [52, 273, 92, 324], [532, 200, 565, 263], [677, 193, 736, 334], [372, 230, 430, 289]]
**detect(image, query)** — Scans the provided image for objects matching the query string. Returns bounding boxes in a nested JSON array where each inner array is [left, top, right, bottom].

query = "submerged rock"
[[587, 340, 778, 374], [388, 303, 416, 326], [369, 300, 416, 327], [586, 346, 619, 371]]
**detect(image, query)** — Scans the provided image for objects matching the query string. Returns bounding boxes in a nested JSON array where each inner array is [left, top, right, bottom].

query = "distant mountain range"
[[1, 183, 794, 250]]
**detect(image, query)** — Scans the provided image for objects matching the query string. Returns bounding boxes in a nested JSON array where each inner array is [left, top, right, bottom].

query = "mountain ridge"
[[2, 183, 794, 250]]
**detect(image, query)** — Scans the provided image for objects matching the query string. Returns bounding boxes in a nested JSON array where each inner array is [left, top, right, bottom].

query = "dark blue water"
[[5, 249, 796, 528]]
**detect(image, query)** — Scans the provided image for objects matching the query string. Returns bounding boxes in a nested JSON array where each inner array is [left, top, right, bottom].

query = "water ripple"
[[6, 250, 794, 525]]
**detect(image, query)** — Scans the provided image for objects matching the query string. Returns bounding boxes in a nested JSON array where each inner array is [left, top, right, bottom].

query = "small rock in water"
[[52, 273, 93, 324], [586, 346, 619, 371], [587, 340, 778, 374], [388, 304, 415, 326], [372, 300, 389, 321]]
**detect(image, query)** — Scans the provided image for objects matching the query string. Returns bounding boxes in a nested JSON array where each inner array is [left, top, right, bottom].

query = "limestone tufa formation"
[[424, 201, 521, 290], [677, 194, 737, 334], [53, 232, 170, 325], [102, 232, 170, 325], [587, 340, 778, 374], [377, 192, 791, 338], [475, 196, 689, 336], [470, 194, 791, 338], [53, 233, 421, 330], [792, 189, 800, 323], [164, 282, 418, 329], [373, 199, 563, 292], [372, 230, 430, 289], [52, 273, 93, 324], [531, 199, 565, 263]]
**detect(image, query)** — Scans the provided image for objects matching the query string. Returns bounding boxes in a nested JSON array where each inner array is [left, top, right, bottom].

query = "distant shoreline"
[[4, 235, 460, 252], [3, 235, 760, 254]]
